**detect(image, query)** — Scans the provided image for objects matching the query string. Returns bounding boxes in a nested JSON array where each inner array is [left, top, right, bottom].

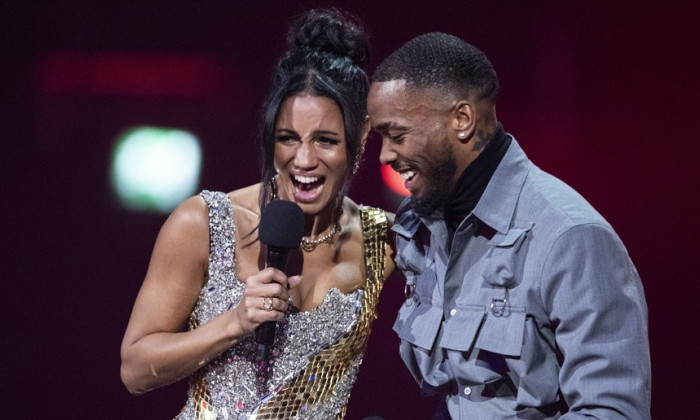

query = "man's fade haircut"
[[372, 32, 499, 104]]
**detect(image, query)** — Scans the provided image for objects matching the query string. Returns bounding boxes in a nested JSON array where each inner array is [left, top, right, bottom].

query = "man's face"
[[368, 80, 457, 216]]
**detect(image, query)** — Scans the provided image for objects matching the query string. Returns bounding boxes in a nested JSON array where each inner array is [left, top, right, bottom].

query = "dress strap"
[[189, 190, 237, 420], [359, 205, 388, 323]]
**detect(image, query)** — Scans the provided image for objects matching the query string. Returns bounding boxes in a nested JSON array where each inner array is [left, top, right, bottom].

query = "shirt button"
[[464, 387, 472, 396], [450, 308, 457, 316]]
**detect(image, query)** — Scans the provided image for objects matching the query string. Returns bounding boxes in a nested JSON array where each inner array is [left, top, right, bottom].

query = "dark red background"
[[3, 1, 698, 418]]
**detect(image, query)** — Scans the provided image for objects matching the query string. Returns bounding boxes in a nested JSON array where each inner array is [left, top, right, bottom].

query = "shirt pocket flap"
[[393, 301, 443, 351], [487, 225, 532, 248], [475, 307, 526, 357], [394, 244, 426, 275], [440, 306, 486, 352]]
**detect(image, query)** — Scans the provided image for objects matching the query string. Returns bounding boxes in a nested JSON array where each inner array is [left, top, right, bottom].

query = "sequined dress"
[[175, 191, 388, 420]]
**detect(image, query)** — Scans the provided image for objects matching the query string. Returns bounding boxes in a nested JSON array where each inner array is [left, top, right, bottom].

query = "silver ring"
[[263, 297, 274, 312]]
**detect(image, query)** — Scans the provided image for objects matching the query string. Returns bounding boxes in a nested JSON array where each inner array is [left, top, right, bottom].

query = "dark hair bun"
[[287, 8, 369, 69]]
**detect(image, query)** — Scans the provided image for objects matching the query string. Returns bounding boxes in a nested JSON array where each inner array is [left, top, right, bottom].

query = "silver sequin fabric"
[[175, 191, 387, 420]]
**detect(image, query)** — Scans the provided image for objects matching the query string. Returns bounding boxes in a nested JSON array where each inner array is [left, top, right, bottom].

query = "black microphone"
[[255, 199, 304, 366]]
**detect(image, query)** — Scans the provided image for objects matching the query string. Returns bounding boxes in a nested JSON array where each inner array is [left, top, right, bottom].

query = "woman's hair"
[[258, 8, 370, 210]]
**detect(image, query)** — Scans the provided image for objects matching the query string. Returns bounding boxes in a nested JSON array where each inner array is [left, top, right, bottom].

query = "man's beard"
[[409, 139, 457, 218]]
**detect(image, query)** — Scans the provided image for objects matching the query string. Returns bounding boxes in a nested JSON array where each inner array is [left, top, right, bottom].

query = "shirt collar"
[[392, 135, 530, 238], [472, 135, 529, 234], [392, 198, 422, 238]]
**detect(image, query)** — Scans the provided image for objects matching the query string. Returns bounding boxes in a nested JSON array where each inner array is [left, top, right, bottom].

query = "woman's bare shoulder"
[[163, 195, 210, 237], [227, 184, 262, 246], [228, 184, 261, 214]]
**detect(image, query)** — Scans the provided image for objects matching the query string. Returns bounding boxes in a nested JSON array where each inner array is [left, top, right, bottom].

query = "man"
[[368, 33, 651, 418]]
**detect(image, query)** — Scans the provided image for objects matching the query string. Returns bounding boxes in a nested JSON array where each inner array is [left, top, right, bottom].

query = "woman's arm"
[[120, 195, 294, 395]]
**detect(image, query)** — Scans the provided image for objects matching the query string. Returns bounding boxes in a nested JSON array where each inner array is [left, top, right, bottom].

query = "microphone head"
[[259, 200, 304, 248]]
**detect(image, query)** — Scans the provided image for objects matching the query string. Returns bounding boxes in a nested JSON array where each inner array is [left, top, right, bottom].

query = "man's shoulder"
[[520, 166, 611, 234]]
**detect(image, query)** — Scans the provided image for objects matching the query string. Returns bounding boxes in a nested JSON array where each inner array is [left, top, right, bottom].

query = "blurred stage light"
[[380, 164, 410, 197], [111, 127, 202, 213]]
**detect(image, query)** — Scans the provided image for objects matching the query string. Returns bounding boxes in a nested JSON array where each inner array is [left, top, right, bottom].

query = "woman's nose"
[[294, 141, 318, 169]]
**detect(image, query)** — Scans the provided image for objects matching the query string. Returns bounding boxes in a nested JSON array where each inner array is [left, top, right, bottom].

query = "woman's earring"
[[270, 174, 279, 200], [353, 143, 366, 174]]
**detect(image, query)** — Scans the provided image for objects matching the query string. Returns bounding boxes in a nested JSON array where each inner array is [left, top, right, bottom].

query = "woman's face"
[[273, 94, 349, 215]]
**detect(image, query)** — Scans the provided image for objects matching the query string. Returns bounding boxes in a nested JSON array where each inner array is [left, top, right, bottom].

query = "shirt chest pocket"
[[438, 224, 533, 357], [440, 305, 526, 357], [482, 225, 532, 288]]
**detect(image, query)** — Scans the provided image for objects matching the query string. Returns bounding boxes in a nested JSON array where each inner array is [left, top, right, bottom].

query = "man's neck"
[[444, 122, 510, 230]]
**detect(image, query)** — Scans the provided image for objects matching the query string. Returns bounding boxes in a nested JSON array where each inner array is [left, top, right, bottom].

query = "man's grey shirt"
[[392, 137, 651, 419]]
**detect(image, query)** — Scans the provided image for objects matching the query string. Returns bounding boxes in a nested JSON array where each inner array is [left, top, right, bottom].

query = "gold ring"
[[263, 297, 274, 312]]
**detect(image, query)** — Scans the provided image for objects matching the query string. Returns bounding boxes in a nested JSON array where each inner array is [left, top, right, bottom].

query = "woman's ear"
[[361, 115, 371, 142], [359, 116, 370, 159], [353, 117, 371, 174]]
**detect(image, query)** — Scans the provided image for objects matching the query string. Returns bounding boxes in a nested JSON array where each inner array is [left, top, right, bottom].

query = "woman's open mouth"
[[292, 175, 325, 202]]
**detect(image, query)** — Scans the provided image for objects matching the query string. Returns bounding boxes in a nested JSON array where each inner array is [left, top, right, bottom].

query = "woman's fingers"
[[259, 296, 290, 316], [250, 267, 289, 287], [287, 274, 303, 289], [234, 268, 296, 334]]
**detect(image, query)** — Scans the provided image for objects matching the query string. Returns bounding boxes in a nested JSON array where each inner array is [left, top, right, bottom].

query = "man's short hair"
[[373, 32, 499, 103]]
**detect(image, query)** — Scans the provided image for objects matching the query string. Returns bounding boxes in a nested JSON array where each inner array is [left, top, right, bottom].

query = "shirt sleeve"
[[540, 223, 651, 419]]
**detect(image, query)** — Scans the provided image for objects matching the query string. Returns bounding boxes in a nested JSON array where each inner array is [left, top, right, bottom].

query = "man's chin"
[[409, 195, 444, 218]]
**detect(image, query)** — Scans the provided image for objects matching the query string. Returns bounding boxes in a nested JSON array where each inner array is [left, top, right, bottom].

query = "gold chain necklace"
[[300, 221, 341, 252]]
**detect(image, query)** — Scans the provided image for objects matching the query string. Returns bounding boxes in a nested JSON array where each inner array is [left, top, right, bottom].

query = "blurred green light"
[[111, 126, 202, 213]]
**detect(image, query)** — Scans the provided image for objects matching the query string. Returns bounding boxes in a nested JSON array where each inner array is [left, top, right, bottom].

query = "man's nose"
[[379, 137, 397, 165]]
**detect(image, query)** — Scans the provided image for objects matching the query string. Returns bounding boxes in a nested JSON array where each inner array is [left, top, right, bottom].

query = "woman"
[[120, 8, 395, 419]]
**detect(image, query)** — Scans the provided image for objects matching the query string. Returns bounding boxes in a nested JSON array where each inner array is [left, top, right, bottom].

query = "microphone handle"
[[266, 245, 290, 272], [255, 245, 290, 364]]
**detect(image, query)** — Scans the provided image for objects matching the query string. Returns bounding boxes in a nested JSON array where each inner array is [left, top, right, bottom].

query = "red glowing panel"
[[380, 164, 410, 197], [35, 51, 226, 98]]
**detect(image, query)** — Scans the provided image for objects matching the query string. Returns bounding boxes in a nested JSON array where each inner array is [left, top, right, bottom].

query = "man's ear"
[[453, 101, 476, 142]]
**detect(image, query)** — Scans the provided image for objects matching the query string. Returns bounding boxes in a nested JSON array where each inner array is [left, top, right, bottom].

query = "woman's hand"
[[231, 269, 302, 337]]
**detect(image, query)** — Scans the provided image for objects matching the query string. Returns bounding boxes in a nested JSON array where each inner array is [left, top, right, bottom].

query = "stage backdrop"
[[3, 1, 698, 418]]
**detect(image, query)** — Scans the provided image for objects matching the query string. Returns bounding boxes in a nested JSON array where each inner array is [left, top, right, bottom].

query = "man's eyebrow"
[[373, 121, 406, 134]]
